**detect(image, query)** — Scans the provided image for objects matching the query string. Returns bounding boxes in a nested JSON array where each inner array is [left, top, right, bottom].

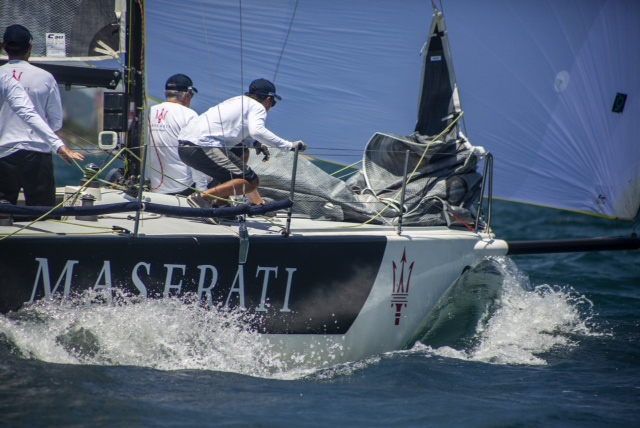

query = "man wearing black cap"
[[178, 78, 306, 215], [146, 73, 207, 195], [0, 24, 83, 208]]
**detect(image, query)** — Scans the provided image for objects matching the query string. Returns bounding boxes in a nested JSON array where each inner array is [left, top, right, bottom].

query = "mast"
[[123, 0, 145, 179]]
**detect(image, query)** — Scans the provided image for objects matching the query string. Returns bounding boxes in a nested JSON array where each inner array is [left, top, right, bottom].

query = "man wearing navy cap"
[[146, 73, 207, 195], [178, 78, 306, 219], [0, 24, 83, 208]]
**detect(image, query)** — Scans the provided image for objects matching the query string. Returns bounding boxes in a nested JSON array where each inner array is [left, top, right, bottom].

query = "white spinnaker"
[[445, 0, 639, 220], [145, 0, 639, 220]]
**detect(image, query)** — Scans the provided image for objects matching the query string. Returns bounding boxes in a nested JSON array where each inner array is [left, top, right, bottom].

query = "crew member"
[[147, 73, 207, 195], [0, 24, 83, 207], [178, 78, 306, 212]]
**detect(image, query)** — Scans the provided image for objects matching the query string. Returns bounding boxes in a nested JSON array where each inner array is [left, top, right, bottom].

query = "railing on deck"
[[1, 145, 494, 236], [476, 152, 494, 233]]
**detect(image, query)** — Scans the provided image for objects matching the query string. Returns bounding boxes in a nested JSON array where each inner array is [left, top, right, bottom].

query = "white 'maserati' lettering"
[[225, 264, 246, 309], [196, 265, 218, 306], [131, 262, 150, 298], [163, 264, 186, 297], [94, 261, 114, 302], [27, 258, 297, 311], [27, 258, 79, 304]]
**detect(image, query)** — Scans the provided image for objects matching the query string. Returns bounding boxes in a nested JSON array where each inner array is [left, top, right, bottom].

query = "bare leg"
[[201, 178, 260, 206], [246, 190, 264, 205]]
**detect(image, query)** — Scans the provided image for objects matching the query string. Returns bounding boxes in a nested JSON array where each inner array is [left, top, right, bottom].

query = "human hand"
[[57, 146, 85, 165], [290, 141, 307, 152], [253, 141, 271, 162]]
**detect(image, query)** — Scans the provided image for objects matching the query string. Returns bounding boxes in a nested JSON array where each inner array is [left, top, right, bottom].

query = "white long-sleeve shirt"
[[146, 101, 208, 194], [0, 67, 64, 159], [178, 95, 294, 150]]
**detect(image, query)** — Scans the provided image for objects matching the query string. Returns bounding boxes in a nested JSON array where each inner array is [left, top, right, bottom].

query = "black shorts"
[[229, 145, 249, 158], [178, 142, 258, 184], [0, 150, 56, 206]]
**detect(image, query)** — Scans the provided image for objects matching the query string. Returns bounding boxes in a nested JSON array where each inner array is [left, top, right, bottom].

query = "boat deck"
[[0, 209, 464, 239], [0, 187, 468, 240]]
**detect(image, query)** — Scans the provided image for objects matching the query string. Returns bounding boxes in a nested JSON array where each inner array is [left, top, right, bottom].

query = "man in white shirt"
[[0, 24, 83, 207], [147, 73, 207, 195], [178, 78, 306, 212]]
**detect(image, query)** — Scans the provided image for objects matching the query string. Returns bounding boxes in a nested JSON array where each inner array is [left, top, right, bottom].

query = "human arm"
[[57, 145, 84, 164], [246, 102, 296, 150], [1, 75, 83, 164], [45, 78, 63, 131], [1, 73, 64, 152]]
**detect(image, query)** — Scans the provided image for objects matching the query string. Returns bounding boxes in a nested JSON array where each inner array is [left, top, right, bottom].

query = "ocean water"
[[1, 168, 639, 427]]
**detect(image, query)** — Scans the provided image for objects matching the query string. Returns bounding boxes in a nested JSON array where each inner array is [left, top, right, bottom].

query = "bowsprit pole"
[[505, 235, 640, 255]]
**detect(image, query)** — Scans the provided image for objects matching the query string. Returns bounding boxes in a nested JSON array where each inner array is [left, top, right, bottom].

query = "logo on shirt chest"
[[155, 108, 168, 124]]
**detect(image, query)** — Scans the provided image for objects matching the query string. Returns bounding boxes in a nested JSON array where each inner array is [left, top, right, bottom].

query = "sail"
[[145, 0, 431, 168], [443, 0, 640, 220], [415, 9, 462, 138], [147, 0, 640, 219], [145, 2, 485, 227], [3, 1, 635, 219], [145, 0, 638, 221]]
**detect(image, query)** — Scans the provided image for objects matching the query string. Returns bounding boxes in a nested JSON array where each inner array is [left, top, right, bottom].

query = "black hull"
[[0, 235, 386, 334]]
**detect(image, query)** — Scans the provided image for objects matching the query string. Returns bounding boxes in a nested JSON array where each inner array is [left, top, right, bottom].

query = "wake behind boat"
[[0, 0, 637, 367]]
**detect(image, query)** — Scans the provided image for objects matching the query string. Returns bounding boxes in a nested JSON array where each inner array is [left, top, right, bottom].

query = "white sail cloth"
[[143, 0, 637, 221], [444, 0, 640, 220]]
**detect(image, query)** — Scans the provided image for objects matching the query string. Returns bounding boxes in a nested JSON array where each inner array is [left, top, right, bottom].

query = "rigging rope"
[[147, 112, 164, 191], [273, 0, 300, 82], [0, 147, 127, 242], [206, 0, 302, 207]]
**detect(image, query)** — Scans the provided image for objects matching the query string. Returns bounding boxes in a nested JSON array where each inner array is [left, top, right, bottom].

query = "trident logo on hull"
[[391, 248, 414, 326]]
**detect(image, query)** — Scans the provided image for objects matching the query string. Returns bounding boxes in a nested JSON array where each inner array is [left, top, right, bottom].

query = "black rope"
[[273, 0, 300, 82]]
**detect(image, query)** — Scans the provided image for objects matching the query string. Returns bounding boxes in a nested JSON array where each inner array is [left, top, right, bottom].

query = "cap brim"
[[166, 85, 197, 93], [245, 91, 282, 101]]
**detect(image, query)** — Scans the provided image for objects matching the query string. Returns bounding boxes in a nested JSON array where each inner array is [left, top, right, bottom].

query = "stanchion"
[[396, 150, 410, 235], [284, 147, 300, 237]]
